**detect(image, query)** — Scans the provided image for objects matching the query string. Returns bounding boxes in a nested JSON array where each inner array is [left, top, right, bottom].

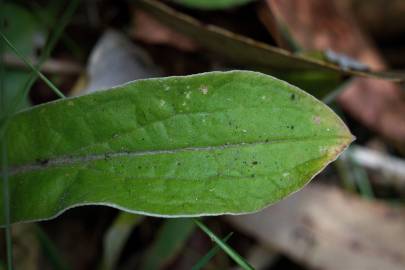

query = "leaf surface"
[[4, 71, 353, 224]]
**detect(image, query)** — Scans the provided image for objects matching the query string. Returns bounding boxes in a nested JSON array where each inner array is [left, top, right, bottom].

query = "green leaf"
[[174, 0, 254, 10], [4, 71, 353, 224], [136, 0, 405, 82]]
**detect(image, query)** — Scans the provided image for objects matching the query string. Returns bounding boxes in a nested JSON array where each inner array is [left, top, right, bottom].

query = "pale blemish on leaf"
[[313, 116, 321, 125], [200, 85, 208, 95]]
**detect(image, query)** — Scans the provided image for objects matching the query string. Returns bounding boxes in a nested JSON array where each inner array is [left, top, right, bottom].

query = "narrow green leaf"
[[141, 219, 195, 270], [35, 225, 70, 270], [136, 0, 405, 82], [4, 71, 353, 224], [194, 219, 254, 270], [174, 0, 254, 10], [6, 0, 79, 124], [100, 213, 144, 270], [192, 232, 233, 270], [0, 2, 41, 124], [0, 31, 65, 98], [1, 123, 12, 270], [0, 5, 13, 264]]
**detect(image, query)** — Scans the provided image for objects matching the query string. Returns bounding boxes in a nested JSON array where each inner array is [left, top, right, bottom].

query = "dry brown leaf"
[[131, 9, 198, 52], [226, 184, 405, 270], [261, 0, 405, 149]]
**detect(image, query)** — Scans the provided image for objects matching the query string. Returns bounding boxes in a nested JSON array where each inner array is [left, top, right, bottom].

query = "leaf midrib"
[[10, 135, 350, 176]]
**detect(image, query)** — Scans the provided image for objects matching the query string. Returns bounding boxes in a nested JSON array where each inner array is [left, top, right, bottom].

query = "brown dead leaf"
[[261, 0, 405, 150], [226, 184, 405, 270], [131, 9, 198, 52]]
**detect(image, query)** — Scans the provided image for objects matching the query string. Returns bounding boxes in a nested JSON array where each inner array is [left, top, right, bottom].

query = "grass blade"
[[141, 219, 195, 270], [192, 232, 233, 270], [101, 213, 144, 270], [194, 219, 254, 270], [35, 225, 70, 270], [0, 7, 13, 268], [0, 31, 65, 98], [9, 0, 79, 114], [1, 140, 12, 270]]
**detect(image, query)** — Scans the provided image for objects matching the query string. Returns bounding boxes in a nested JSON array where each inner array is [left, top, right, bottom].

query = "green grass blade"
[[0, 7, 13, 267], [335, 158, 356, 193], [192, 232, 233, 270], [141, 219, 195, 270], [1, 140, 12, 270], [9, 0, 79, 113], [34, 0, 80, 72], [0, 31, 65, 98], [349, 152, 374, 199], [35, 225, 70, 270], [0, 18, 4, 115], [100, 213, 144, 270], [322, 78, 354, 105], [194, 219, 254, 270]]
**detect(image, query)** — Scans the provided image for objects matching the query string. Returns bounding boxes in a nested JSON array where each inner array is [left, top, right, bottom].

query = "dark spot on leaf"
[[37, 158, 49, 165], [265, 139, 269, 143], [251, 174, 255, 178], [138, 166, 142, 169], [290, 94, 296, 100], [252, 161, 258, 165], [177, 162, 181, 166]]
